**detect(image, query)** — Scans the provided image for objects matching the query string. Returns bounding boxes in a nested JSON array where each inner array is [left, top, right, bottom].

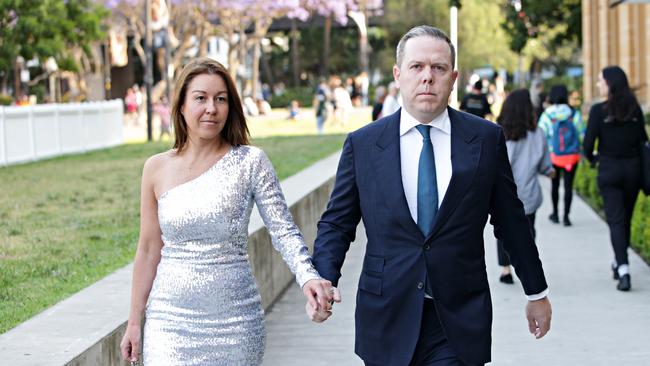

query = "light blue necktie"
[[415, 125, 438, 236]]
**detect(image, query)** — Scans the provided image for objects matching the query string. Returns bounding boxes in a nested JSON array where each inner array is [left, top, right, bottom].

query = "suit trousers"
[[597, 156, 641, 266], [497, 213, 536, 266], [366, 299, 478, 366]]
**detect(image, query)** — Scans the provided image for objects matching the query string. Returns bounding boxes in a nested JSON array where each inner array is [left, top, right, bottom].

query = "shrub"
[[268, 87, 314, 109], [0, 94, 13, 105]]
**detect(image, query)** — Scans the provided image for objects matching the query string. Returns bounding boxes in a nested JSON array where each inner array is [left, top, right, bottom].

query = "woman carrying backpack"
[[539, 85, 586, 226], [583, 66, 649, 292], [495, 89, 555, 284]]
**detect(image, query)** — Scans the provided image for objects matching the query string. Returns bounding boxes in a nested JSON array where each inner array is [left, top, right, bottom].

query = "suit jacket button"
[[424, 244, 431, 250], [417, 282, 424, 290]]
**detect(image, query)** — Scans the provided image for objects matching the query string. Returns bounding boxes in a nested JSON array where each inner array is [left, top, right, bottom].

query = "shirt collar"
[[399, 107, 451, 137]]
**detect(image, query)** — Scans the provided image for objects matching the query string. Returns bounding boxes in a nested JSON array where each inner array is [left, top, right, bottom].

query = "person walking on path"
[[314, 79, 331, 135], [372, 85, 387, 121], [583, 66, 649, 292], [308, 25, 551, 366], [333, 76, 353, 127], [119, 58, 334, 365], [460, 80, 492, 119], [381, 82, 401, 118], [538, 85, 585, 226], [153, 96, 171, 141], [495, 89, 555, 285]]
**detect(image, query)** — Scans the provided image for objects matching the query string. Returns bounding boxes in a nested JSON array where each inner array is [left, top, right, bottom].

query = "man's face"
[[393, 36, 458, 123]]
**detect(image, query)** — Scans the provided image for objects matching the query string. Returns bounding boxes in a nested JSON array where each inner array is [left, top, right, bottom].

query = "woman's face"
[[181, 73, 229, 142], [597, 72, 609, 99]]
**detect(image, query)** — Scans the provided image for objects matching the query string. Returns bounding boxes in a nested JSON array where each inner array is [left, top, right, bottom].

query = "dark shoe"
[[549, 213, 559, 224], [617, 274, 631, 291], [612, 265, 619, 280], [563, 216, 572, 226], [499, 273, 514, 284]]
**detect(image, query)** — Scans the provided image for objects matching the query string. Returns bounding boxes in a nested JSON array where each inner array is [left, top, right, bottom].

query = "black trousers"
[[497, 213, 536, 266], [551, 163, 578, 217], [597, 157, 641, 266]]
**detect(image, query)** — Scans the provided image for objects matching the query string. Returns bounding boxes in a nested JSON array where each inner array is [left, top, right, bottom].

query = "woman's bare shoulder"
[[143, 149, 178, 177]]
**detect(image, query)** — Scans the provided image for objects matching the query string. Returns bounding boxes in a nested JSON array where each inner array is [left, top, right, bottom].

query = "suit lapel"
[[374, 111, 423, 237], [428, 108, 481, 239]]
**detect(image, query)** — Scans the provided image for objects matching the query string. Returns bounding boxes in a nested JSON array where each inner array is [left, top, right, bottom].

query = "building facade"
[[583, 0, 650, 110]]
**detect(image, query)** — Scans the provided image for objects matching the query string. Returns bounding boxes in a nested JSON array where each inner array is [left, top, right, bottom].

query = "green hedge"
[[268, 87, 314, 109], [574, 162, 650, 262], [0, 94, 13, 106]]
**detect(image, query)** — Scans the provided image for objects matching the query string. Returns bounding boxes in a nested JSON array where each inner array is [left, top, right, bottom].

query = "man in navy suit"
[[308, 26, 552, 366]]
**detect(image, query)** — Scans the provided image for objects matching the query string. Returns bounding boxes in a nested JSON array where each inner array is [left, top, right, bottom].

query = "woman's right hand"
[[120, 323, 142, 362]]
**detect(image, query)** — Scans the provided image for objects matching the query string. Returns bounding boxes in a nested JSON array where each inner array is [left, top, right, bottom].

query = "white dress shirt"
[[400, 108, 452, 221], [399, 108, 548, 302]]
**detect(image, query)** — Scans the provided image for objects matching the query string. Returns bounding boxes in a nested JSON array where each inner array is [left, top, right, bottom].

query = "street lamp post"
[[450, 3, 459, 108], [145, 0, 154, 142]]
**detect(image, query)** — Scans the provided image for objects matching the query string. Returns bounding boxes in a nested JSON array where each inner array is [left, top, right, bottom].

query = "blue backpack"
[[550, 109, 579, 155]]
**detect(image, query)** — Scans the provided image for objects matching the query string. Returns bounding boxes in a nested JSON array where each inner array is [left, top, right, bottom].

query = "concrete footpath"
[[263, 182, 650, 365]]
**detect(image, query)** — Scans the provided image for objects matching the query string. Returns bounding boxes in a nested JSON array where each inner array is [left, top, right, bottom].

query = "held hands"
[[302, 279, 342, 323], [120, 323, 142, 363], [525, 297, 552, 339]]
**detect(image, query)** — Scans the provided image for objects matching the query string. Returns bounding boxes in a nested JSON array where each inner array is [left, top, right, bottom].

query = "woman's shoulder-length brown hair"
[[171, 57, 250, 152]]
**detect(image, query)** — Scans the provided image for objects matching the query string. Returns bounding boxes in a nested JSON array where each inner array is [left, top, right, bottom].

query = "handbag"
[[641, 141, 650, 195]]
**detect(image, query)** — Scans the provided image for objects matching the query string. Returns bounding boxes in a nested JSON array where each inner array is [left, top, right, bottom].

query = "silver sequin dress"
[[143, 145, 320, 365]]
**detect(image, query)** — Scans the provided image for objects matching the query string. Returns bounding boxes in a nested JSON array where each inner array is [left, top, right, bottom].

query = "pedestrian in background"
[[333, 76, 353, 127], [538, 85, 585, 226], [372, 85, 387, 121], [380, 81, 400, 117], [460, 79, 492, 119], [314, 79, 330, 135], [583, 65, 649, 292], [153, 96, 171, 141], [495, 89, 554, 284]]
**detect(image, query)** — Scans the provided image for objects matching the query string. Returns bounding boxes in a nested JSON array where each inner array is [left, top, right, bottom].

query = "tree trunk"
[[198, 22, 208, 57], [517, 53, 524, 87], [291, 18, 301, 87], [359, 32, 368, 74], [234, 27, 248, 96], [172, 33, 193, 75], [261, 48, 274, 89], [322, 16, 331, 77], [130, 17, 147, 67], [227, 41, 239, 82], [14, 59, 21, 100], [350, 9, 369, 75], [49, 73, 57, 102], [252, 39, 261, 101]]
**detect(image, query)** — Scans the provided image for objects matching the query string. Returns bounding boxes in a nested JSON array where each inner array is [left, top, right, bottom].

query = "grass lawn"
[[0, 134, 348, 334]]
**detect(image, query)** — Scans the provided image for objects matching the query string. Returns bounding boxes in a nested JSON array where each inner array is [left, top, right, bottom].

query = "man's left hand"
[[525, 296, 552, 339]]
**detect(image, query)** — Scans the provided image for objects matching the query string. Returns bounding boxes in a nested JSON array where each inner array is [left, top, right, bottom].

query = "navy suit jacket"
[[313, 107, 548, 366]]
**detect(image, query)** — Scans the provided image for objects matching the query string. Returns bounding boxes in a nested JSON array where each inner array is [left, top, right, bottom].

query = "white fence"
[[0, 100, 124, 166]]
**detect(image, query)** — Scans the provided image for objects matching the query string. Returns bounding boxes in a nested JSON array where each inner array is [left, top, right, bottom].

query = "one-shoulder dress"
[[143, 145, 320, 365]]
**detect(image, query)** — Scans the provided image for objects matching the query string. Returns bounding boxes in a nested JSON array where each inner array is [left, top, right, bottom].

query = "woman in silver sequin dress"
[[120, 58, 336, 365]]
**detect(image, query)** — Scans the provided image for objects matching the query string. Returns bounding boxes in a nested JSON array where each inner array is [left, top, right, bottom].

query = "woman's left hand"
[[302, 279, 341, 312], [302, 279, 341, 322]]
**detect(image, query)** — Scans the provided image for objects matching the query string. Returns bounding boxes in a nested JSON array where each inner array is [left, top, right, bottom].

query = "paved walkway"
[[263, 182, 650, 365]]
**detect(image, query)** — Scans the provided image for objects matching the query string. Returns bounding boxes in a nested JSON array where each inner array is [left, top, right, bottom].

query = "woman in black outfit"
[[583, 66, 649, 291]]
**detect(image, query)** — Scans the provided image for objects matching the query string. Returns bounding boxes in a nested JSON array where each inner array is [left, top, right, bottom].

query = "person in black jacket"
[[460, 80, 492, 119], [583, 65, 649, 292]]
